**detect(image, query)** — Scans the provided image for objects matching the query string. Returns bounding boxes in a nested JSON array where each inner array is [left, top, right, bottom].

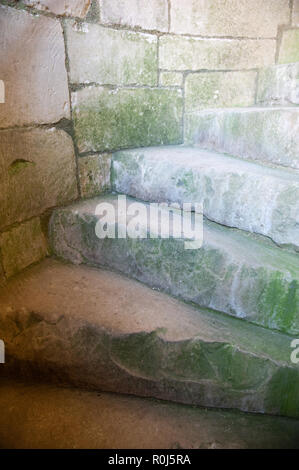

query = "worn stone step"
[[184, 107, 299, 170], [1, 379, 299, 449], [257, 62, 299, 106], [49, 196, 299, 336], [1, 259, 299, 419], [111, 146, 299, 250]]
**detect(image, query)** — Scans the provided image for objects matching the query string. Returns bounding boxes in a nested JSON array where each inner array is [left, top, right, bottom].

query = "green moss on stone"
[[73, 87, 183, 152]]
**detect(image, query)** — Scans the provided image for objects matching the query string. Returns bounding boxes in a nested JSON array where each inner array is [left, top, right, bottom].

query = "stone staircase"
[[1, 62, 299, 434]]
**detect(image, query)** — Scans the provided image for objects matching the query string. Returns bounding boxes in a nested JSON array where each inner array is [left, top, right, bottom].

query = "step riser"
[[257, 63, 299, 107], [2, 308, 299, 419], [112, 149, 299, 250], [49, 203, 299, 336], [185, 109, 299, 170]]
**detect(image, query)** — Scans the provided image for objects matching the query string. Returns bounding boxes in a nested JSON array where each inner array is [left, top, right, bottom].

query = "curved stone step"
[[2, 379, 299, 449], [111, 146, 299, 250], [1, 259, 299, 419], [49, 196, 299, 336], [184, 107, 299, 170]]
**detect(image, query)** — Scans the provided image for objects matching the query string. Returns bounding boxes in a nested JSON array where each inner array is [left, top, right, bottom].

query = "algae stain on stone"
[[258, 272, 299, 334], [8, 159, 36, 176], [73, 87, 183, 152]]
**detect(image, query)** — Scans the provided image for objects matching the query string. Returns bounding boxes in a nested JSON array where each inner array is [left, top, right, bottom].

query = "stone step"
[[111, 146, 299, 250], [49, 196, 299, 336], [1, 259, 299, 419], [257, 62, 299, 107], [184, 107, 299, 170], [1, 379, 299, 449]]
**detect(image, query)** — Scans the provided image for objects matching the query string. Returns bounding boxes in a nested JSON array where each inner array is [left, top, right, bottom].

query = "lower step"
[[49, 195, 299, 336], [1, 379, 299, 449], [1, 259, 299, 418]]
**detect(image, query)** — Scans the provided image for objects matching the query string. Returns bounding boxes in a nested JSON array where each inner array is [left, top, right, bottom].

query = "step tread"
[[0, 258, 295, 366], [2, 379, 299, 449], [113, 145, 299, 180]]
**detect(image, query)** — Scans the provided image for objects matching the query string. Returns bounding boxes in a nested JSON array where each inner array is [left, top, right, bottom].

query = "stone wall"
[[0, 0, 298, 281]]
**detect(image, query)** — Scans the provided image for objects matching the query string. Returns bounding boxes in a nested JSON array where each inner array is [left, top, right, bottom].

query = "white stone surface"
[[65, 21, 157, 85], [257, 63, 299, 106], [100, 0, 168, 32], [23, 0, 91, 17], [159, 36, 276, 70], [170, 0, 290, 37], [185, 108, 299, 170], [293, 0, 299, 26], [185, 71, 256, 111], [112, 146, 299, 249], [0, 6, 70, 128]]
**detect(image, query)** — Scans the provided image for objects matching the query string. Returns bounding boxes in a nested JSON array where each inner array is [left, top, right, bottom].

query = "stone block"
[[72, 86, 183, 152], [159, 35, 276, 71], [185, 71, 256, 111], [0, 218, 48, 278], [0, 128, 78, 230], [23, 0, 91, 17], [278, 29, 299, 64], [79, 154, 111, 198], [65, 21, 157, 86], [170, 0, 290, 37], [100, 0, 168, 32], [0, 6, 70, 127]]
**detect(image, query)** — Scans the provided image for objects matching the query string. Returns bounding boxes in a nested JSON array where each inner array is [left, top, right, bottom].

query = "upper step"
[[49, 195, 299, 336], [257, 62, 299, 107], [1, 259, 299, 419], [184, 107, 299, 170], [112, 146, 299, 250]]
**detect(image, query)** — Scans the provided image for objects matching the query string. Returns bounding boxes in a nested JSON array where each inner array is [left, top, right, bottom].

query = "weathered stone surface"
[[159, 36, 276, 71], [257, 63, 299, 106], [100, 0, 168, 32], [2, 259, 299, 418], [0, 6, 70, 128], [23, 0, 91, 17], [185, 71, 256, 111], [112, 147, 299, 249], [79, 154, 111, 198], [0, 218, 48, 278], [50, 196, 299, 336], [0, 128, 78, 230], [65, 22, 157, 86], [170, 0, 290, 37], [2, 379, 299, 449], [185, 108, 299, 170], [278, 29, 299, 64], [293, 1, 299, 26], [160, 72, 183, 87], [72, 86, 183, 152]]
